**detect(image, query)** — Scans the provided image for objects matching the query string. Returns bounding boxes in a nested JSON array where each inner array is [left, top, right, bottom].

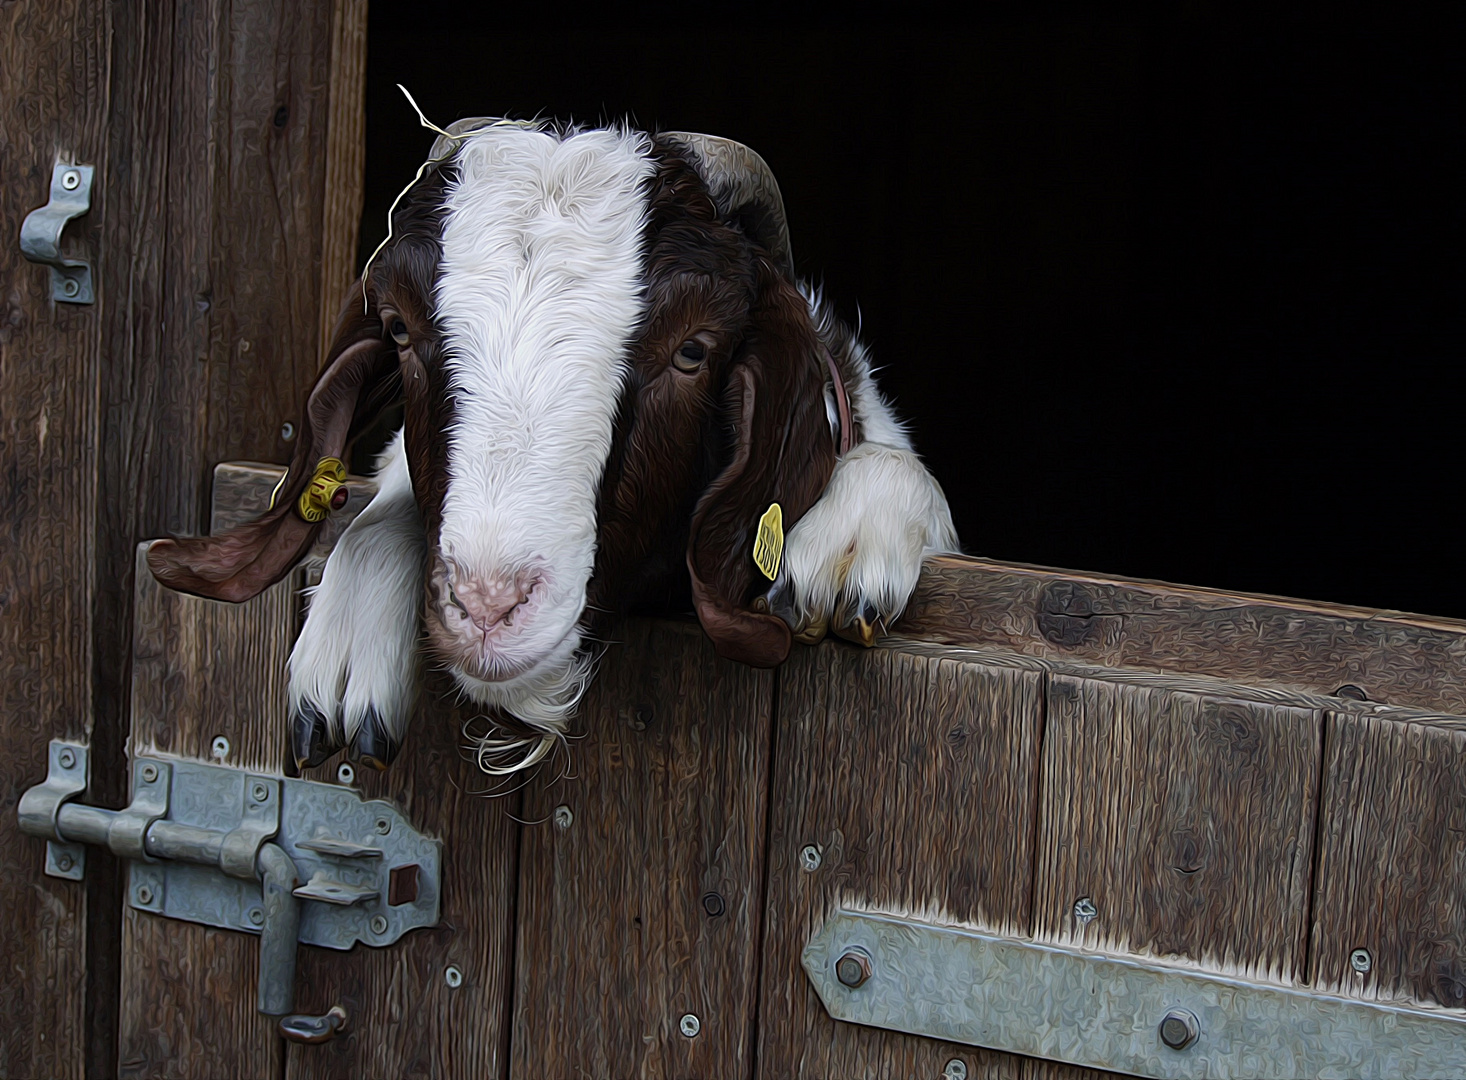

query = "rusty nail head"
[[553, 805, 573, 829], [140, 763, 158, 783], [799, 844, 821, 872], [835, 949, 872, 988], [679, 1013, 700, 1038], [58, 748, 76, 769], [1159, 1008, 1200, 1050], [1073, 896, 1098, 923], [943, 1061, 968, 1080], [1350, 947, 1372, 973], [445, 966, 463, 988]]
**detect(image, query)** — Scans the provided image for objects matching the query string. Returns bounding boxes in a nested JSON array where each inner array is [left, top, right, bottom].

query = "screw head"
[[251, 782, 269, 802], [56, 853, 74, 872], [678, 1013, 700, 1038], [370, 914, 389, 935], [444, 965, 463, 988], [140, 763, 158, 783], [336, 762, 355, 786], [1350, 947, 1372, 973], [1073, 896, 1098, 923], [1159, 1008, 1200, 1050], [58, 748, 76, 769], [280, 421, 296, 441], [835, 950, 872, 988], [136, 884, 154, 905], [62, 169, 80, 190], [375, 817, 391, 835], [799, 844, 822, 872], [943, 1060, 969, 1080], [211, 736, 230, 759], [553, 805, 573, 830], [62, 278, 79, 297], [701, 891, 725, 918], [248, 906, 265, 926]]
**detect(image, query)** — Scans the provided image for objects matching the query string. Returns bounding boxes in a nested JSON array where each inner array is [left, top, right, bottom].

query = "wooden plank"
[[755, 640, 1046, 1079], [0, 1, 110, 1075], [510, 619, 774, 1078], [317, 0, 368, 355], [1309, 709, 1466, 1011], [1032, 670, 1322, 984], [285, 674, 521, 1079], [899, 555, 1466, 714], [119, 544, 297, 1078]]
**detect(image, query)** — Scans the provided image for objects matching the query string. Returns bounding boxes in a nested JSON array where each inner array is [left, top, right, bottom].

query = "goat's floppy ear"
[[147, 287, 399, 601], [687, 261, 837, 667]]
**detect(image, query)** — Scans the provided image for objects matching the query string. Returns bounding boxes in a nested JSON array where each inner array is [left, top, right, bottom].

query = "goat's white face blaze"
[[428, 126, 655, 724]]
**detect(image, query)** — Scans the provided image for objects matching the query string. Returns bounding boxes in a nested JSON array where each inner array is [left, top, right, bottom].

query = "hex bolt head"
[[1159, 1008, 1200, 1050], [140, 763, 158, 783], [211, 736, 230, 759], [248, 907, 265, 926], [1073, 896, 1098, 923], [135, 885, 154, 905], [553, 805, 574, 830], [62, 169, 81, 190], [799, 844, 822, 872], [370, 914, 389, 935], [444, 966, 463, 988], [336, 762, 355, 786], [1350, 947, 1372, 973], [251, 782, 269, 803], [835, 950, 873, 988], [58, 748, 76, 769], [678, 1013, 701, 1038], [943, 1060, 969, 1080]]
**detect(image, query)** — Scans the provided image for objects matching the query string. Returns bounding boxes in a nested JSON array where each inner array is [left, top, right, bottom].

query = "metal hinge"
[[805, 909, 1466, 1080], [19, 741, 440, 1028], [19, 162, 95, 303]]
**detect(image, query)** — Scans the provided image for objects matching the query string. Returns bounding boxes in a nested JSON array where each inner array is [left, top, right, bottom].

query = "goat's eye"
[[389, 319, 410, 347], [673, 340, 707, 372]]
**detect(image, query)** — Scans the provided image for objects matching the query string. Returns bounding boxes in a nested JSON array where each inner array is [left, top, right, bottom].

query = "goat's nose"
[[447, 571, 533, 633]]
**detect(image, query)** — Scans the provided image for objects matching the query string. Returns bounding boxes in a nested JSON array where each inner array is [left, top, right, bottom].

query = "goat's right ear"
[[147, 286, 399, 601]]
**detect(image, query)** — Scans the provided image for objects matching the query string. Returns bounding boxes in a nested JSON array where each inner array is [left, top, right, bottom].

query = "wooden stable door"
[[107, 463, 1466, 1078]]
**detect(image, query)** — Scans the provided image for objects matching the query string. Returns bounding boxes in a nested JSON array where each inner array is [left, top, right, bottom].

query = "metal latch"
[[804, 909, 1466, 1080], [19, 741, 440, 1033], [20, 162, 95, 303]]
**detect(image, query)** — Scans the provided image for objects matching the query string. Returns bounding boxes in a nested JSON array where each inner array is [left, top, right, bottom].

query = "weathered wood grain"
[[318, 0, 368, 357], [285, 672, 521, 1080], [755, 640, 1046, 1079], [212, 460, 377, 554], [510, 618, 774, 1078], [0, 1, 110, 1075], [899, 556, 1466, 715], [120, 544, 298, 1078], [1033, 670, 1322, 984], [1309, 709, 1466, 1011]]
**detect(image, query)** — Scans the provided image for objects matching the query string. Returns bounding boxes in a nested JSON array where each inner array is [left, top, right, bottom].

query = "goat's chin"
[[440, 624, 593, 736]]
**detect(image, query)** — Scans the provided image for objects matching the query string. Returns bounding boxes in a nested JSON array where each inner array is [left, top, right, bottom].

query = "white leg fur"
[[288, 430, 425, 744], [781, 441, 958, 630]]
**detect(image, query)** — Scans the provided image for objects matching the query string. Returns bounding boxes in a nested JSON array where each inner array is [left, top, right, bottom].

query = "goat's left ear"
[[687, 260, 837, 667]]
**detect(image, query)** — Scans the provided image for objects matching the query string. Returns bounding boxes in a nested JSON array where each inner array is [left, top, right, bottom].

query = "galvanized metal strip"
[[804, 910, 1466, 1079]]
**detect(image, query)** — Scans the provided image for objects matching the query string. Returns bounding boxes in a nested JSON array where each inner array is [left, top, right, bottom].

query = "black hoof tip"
[[291, 702, 340, 771], [349, 708, 400, 772]]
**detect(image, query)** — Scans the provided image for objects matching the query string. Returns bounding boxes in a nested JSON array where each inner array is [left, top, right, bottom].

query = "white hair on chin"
[[454, 642, 599, 776]]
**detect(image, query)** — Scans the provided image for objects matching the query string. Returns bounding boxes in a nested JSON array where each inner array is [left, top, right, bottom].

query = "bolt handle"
[[279, 1004, 348, 1045]]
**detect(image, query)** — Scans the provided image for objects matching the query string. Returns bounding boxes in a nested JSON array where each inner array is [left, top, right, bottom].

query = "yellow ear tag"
[[296, 457, 347, 523], [752, 502, 784, 581]]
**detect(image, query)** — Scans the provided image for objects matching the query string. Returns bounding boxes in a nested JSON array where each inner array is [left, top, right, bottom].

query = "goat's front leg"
[[289, 430, 424, 771], [773, 441, 958, 646]]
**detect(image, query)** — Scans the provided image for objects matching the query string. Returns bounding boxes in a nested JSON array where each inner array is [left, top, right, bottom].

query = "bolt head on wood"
[[679, 1013, 700, 1038], [835, 950, 872, 988], [1350, 947, 1372, 973], [1159, 1008, 1200, 1050], [799, 844, 822, 872]]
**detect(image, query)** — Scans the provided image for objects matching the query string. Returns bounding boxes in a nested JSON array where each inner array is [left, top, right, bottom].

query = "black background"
[[360, 5, 1463, 617]]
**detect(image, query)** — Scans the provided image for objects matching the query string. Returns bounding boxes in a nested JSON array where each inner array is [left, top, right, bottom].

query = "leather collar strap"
[[823, 347, 854, 457]]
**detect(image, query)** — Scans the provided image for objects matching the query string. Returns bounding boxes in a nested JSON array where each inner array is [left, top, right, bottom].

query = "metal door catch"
[[20, 163, 95, 303], [18, 741, 440, 1022], [804, 909, 1466, 1080]]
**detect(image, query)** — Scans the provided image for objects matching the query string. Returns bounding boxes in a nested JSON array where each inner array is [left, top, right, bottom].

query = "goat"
[[147, 118, 958, 773]]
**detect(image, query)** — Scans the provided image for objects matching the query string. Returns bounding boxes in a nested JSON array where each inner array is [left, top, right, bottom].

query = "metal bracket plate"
[[804, 910, 1466, 1080], [125, 758, 439, 949], [19, 163, 95, 303], [17, 741, 89, 880]]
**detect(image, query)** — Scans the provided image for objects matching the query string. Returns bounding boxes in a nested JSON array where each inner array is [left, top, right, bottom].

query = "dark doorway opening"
[[361, 6, 1464, 617]]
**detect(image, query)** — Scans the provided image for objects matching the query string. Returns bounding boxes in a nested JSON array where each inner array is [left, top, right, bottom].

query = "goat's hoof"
[[291, 702, 340, 771], [793, 611, 829, 645], [833, 598, 881, 648], [349, 708, 399, 772]]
